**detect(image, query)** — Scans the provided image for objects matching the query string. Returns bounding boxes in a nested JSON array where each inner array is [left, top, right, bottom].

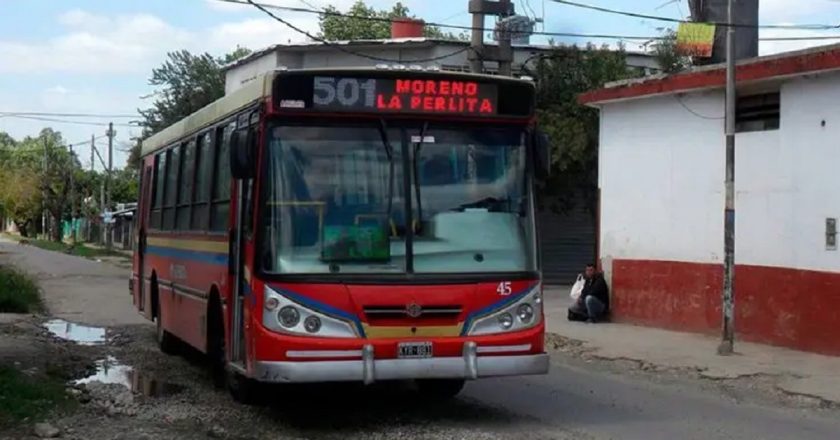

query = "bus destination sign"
[[310, 77, 498, 116]]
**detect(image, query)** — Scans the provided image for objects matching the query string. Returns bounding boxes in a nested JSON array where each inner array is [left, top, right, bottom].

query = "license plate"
[[398, 342, 433, 359]]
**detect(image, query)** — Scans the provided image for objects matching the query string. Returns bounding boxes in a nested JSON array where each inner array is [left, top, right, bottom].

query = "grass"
[[0, 265, 40, 313], [0, 366, 73, 428], [3, 234, 128, 260]]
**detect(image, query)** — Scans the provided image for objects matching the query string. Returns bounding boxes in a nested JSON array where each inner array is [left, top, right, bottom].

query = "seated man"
[[568, 263, 610, 323]]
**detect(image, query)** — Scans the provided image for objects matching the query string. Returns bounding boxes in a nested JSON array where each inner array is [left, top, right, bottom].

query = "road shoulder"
[[543, 287, 840, 405]]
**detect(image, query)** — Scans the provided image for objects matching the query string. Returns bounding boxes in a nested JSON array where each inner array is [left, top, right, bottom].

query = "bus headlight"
[[498, 313, 514, 329], [278, 306, 300, 328], [517, 304, 534, 323], [263, 286, 360, 338], [304, 316, 322, 333], [465, 285, 543, 336]]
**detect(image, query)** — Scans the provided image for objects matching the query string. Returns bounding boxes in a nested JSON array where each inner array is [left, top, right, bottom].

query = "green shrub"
[[0, 366, 72, 427], [0, 266, 40, 313]]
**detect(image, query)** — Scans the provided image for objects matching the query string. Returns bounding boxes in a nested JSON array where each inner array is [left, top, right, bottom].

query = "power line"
[[762, 35, 840, 41], [68, 134, 109, 147], [241, 0, 474, 63], [215, 0, 636, 42], [674, 95, 724, 120], [522, 0, 539, 20], [548, 0, 840, 30], [0, 111, 139, 119], [217, 0, 654, 40], [296, 0, 323, 11], [215, 0, 840, 44], [0, 114, 143, 128]]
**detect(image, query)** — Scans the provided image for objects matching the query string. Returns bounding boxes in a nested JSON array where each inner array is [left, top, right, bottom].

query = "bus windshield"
[[260, 122, 536, 275]]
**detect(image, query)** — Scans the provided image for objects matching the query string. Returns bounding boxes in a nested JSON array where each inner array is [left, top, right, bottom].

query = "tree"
[[132, 47, 252, 171], [0, 129, 73, 239], [320, 1, 466, 41], [0, 168, 41, 237], [531, 44, 639, 214], [654, 29, 692, 74], [26, 129, 78, 241], [111, 168, 139, 205]]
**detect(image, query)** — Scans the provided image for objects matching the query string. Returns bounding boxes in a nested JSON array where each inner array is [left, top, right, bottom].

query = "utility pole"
[[69, 144, 76, 245], [468, 0, 514, 75], [42, 136, 48, 240], [719, 0, 736, 356], [88, 134, 94, 242], [105, 123, 115, 251]]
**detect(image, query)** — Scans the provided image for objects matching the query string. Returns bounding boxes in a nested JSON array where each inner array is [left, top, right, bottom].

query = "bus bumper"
[[252, 342, 549, 384]]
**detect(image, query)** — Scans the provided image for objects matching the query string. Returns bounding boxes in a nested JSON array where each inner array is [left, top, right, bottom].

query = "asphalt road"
[[462, 360, 840, 440], [3, 237, 840, 440]]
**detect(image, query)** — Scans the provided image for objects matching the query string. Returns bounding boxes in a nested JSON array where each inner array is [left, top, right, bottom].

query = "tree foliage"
[[131, 47, 252, 171], [0, 167, 41, 237], [531, 44, 639, 214], [0, 127, 139, 240], [0, 129, 76, 239], [654, 29, 692, 74], [320, 1, 467, 41]]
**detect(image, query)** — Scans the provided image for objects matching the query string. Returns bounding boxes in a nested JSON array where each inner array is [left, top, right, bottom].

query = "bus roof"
[[141, 68, 535, 157], [141, 73, 274, 157]]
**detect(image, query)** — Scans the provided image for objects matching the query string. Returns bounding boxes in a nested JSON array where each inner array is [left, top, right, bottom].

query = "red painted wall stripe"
[[611, 259, 840, 356]]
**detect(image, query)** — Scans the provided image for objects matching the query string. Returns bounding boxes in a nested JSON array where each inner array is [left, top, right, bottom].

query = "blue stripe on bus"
[[146, 245, 229, 266]]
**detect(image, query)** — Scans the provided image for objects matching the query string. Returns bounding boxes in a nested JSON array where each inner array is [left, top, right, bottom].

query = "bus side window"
[[192, 131, 213, 231], [150, 153, 165, 229], [176, 139, 196, 231], [163, 146, 179, 231], [210, 122, 234, 232]]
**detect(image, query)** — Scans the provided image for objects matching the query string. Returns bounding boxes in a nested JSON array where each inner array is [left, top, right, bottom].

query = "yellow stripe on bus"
[[147, 236, 229, 254], [362, 323, 464, 338]]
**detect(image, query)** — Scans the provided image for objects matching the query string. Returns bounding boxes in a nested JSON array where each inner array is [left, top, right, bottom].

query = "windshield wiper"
[[412, 122, 429, 232], [377, 119, 396, 233]]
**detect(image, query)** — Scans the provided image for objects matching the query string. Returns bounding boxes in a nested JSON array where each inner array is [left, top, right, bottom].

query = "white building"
[[581, 44, 840, 355]]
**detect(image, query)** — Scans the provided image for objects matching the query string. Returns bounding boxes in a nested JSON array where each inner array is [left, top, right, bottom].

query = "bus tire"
[[226, 370, 261, 405], [206, 292, 225, 389], [153, 280, 179, 355], [416, 379, 465, 400]]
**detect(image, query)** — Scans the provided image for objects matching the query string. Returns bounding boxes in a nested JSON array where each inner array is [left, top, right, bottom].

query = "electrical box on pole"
[[468, 0, 515, 75]]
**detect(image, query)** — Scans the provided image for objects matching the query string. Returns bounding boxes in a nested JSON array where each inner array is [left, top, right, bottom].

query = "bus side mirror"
[[230, 129, 255, 179], [533, 129, 552, 180]]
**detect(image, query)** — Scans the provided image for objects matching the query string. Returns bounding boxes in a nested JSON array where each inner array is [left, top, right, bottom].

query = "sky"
[[2, 0, 840, 169]]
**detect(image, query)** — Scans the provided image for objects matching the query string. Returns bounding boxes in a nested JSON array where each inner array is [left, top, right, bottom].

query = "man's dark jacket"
[[581, 273, 610, 311]]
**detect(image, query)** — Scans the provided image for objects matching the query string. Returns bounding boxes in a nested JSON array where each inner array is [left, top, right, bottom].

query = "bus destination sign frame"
[[308, 76, 499, 116]]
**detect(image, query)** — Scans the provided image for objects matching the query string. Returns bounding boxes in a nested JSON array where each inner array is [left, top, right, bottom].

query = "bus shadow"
[[258, 381, 525, 433]]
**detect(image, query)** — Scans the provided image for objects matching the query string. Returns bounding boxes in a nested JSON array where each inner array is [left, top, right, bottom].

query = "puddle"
[[76, 356, 184, 397], [43, 319, 106, 345]]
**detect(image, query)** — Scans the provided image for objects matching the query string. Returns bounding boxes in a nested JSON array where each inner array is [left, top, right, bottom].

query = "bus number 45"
[[497, 282, 512, 296]]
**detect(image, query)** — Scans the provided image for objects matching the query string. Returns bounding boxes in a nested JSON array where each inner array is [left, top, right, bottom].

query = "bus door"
[[230, 112, 258, 367], [135, 164, 154, 315]]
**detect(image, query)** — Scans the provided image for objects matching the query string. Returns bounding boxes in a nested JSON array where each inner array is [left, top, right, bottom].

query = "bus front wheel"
[[226, 370, 261, 405], [416, 379, 465, 400]]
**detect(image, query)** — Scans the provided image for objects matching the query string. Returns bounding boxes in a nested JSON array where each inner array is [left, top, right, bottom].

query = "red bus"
[[132, 68, 551, 402]]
